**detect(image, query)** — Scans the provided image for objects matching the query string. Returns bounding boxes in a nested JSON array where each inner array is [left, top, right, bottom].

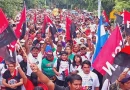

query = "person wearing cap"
[[109, 70, 130, 90], [53, 51, 71, 87], [41, 51, 57, 82], [80, 44, 92, 62], [53, 42, 63, 59], [28, 46, 42, 71]]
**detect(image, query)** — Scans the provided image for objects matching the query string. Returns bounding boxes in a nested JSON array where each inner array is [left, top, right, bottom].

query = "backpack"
[[56, 58, 71, 72]]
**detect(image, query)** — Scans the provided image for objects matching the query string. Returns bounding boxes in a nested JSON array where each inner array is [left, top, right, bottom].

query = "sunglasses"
[[81, 48, 86, 50]]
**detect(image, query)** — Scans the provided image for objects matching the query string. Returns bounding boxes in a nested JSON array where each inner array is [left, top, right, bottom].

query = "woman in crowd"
[[65, 45, 75, 62], [70, 54, 82, 75]]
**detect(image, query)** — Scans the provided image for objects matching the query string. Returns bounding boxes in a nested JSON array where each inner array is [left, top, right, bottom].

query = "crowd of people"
[[0, 8, 130, 90]]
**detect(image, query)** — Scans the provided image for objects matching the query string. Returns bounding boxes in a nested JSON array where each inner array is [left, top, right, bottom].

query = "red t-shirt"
[[24, 79, 48, 90], [85, 29, 91, 36]]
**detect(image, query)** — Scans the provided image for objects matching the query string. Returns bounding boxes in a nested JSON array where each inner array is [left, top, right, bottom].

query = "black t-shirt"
[[20, 60, 27, 74], [54, 84, 70, 90], [3, 70, 22, 90]]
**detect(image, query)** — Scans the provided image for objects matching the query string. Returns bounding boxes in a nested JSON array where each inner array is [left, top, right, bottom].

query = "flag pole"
[[17, 40, 31, 63], [98, 0, 101, 19], [77, 27, 88, 38]]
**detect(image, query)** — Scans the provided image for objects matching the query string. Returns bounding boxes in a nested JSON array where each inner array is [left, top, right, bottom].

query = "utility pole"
[[45, 0, 46, 6]]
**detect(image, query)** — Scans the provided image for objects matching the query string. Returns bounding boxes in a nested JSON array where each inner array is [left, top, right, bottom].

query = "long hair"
[[72, 54, 82, 67], [30, 72, 38, 86]]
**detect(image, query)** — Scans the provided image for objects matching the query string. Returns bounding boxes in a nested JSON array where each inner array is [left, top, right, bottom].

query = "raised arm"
[[17, 64, 28, 85], [30, 64, 55, 90]]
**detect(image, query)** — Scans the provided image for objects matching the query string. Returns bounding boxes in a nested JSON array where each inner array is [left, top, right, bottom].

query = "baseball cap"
[[46, 51, 53, 56], [60, 51, 68, 55], [31, 46, 40, 51], [120, 76, 130, 84], [80, 44, 86, 48], [120, 69, 130, 84]]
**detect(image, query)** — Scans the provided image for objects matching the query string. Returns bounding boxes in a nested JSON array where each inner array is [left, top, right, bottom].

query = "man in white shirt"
[[78, 60, 100, 90], [28, 46, 42, 70], [80, 44, 92, 62]]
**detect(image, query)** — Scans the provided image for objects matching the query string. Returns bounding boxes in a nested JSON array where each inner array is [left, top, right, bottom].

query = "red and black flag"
[[0, 9, 17, 48], [42, 15, 53, 38], [15, 5, 26, 39], [49, 23, 57, 43], [115, 14, 123, 25], [66, 17, 77, 41], [0, 45, 16, 63], [42, 15, 57, 42], [102, 46, 130, 83], [102, 10, 109, 23], [114, 46, 130, 67], [66, 17, 72, 41], [123, 10, 130, 36], [34, 10, 37, 24]]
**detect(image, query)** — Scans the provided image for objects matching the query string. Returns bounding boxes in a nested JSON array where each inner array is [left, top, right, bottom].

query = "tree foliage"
[[114, 0, 130, 11], [1, 0, 130, 18], [0, 0, 23, 18]]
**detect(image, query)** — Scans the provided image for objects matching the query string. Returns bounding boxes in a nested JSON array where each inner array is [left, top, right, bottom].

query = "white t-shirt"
[[0, 64, 7, 87], [53, 51, 60, 59], [28, 52, 42, 70], [101, 79, 110, 90], [70, 64, 82, 73], [53, 60, 69, 81], [17, 55, 23, 63], [78, 71, 100, 90], [81, 52, 91, 62]]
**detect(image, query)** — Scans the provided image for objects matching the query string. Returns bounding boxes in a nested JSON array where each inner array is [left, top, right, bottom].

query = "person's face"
[[80, 39, 84, 44], [28, 39, 33, 45], [45, 38, 51, 44], [87, 39, 91, 45], [76, 33, 81, 38], [92, 37, 96, 43], [75, 56, 80, 63], [123, 80, 130, 89], [61, 54, 68, 60], [37, 33, 41, 39], [57, 45, 62, 51], [8, 64, 15, 72], [80, 47, 86, 54], [73, 45, 79, 52], [82, 64, 90, 74], [104, 26, 108, 30], [69, 80, 82, 90], [65, 47, 72, 54], [31, 48, 39, 57], [47, 55, 54, 61]]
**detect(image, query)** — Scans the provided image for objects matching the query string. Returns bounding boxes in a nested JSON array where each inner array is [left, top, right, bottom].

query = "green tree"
[[102, 0, 115, 16], [0, 0, 23, 18], [114, 0, 130, 11], [24, 0, 39, 9]]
